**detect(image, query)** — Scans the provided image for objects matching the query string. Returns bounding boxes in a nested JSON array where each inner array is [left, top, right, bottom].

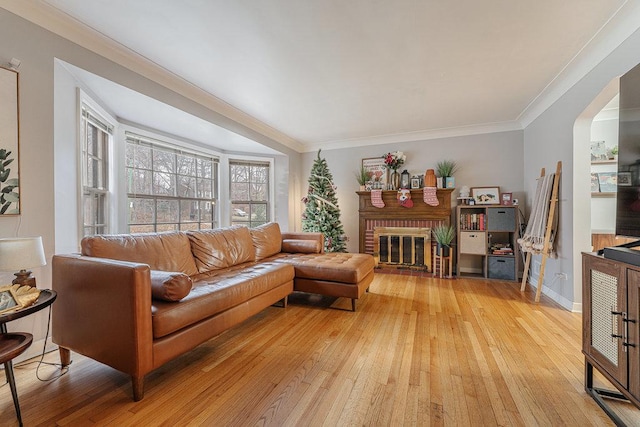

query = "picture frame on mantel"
[[362, 157, 388, 190], [0, 66, 20, 215], [471, 187, 500, 205]]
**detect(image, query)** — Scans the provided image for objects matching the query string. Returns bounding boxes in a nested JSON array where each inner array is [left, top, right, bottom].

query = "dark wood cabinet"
[[582, 252, 640, 422]]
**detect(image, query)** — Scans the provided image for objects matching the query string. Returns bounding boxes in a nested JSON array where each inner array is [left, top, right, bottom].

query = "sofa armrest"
[[52, 254, 154, 378], [281, 232, 324, 254]]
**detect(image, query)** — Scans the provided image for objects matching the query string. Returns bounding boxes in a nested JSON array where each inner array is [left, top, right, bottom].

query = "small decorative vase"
[[424, 169, 436, 187], [390, 170, 400, 190], [445, 176, 455, 189]]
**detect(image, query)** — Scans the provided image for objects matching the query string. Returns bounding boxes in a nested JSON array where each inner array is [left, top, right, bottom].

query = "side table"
[[0, 289, 56, 427]]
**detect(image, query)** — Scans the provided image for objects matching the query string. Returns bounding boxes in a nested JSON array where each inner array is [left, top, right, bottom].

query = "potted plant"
[[436, 160, 458, 188], [432, 224, 455, 257], [355, 165, 372, 190]]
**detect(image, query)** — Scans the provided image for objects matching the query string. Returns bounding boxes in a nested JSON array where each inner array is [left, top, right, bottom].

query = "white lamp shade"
[[0, 237, 47, 271]]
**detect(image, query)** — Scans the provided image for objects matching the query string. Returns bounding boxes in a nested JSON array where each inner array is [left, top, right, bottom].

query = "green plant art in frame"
[[0, 66, 19, 215]]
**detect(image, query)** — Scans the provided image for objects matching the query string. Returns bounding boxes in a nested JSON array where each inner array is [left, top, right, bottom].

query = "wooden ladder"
[[520, 161, 562, 302]]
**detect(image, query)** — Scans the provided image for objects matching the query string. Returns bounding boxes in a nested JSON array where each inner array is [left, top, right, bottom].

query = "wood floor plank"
[[3, 273, 638, 426]]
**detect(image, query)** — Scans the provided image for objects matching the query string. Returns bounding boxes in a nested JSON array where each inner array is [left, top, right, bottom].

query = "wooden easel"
[[520, 161, 561, 302]]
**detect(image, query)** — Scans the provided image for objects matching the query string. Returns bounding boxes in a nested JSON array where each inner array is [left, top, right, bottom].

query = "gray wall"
[[299, 130, 525, 254], [524, 26, 640, 310]]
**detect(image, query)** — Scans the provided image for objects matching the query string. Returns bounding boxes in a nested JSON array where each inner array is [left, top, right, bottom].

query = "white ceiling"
[[7, 1, 640, 153], [59, 61, 281, 155]]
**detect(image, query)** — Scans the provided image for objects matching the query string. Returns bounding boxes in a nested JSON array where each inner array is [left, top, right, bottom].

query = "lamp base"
[[12, 270, 36, 288]]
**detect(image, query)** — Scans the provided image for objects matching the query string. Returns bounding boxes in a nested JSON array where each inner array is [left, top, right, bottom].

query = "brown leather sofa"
[[52, 223, 374, 401]]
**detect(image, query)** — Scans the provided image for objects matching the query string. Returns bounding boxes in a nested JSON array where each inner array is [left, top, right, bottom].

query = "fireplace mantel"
[[357, 188, 454, 254]]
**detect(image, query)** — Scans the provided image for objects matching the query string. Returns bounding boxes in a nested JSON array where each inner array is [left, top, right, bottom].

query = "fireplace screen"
[[374, 227, 431, 271]]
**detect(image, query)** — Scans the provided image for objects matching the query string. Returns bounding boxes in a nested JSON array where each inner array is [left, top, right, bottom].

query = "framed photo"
[[471, 187, 500, 205], [362, 157, 388, 190], [0, 285, 20, 314], [501, 192, 513, 206], [410, 177, 421, 189], [0, 66, 20, 215], [619, 172, 632, 187], [598, 172, 617, 193]]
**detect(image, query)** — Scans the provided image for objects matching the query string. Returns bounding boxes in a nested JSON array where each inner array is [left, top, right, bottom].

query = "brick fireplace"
[[357, 188, 453, 271]]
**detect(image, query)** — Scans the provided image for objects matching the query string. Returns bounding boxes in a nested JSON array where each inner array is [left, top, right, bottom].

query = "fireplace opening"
[[374, 227, 431, 271]]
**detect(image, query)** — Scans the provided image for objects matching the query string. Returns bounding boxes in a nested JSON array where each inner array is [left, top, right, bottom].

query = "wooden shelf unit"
[[456, 205, 519, 281]]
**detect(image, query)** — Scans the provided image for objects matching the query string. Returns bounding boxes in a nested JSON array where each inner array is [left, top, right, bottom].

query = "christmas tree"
[[301, 150, 347, 252]]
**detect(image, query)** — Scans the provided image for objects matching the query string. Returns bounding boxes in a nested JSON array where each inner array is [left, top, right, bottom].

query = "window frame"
[[78, 91, 115, 238], [125, 131, 220, 233], [229, 157, 274, 228]]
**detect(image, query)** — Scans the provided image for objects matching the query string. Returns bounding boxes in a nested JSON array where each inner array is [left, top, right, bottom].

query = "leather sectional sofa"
[[51, 222, 374, 401]]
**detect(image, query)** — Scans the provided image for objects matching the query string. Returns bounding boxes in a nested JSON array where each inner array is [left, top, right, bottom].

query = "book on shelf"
[[491, 249, 514, 255], [459, 213, 485, 230], [489, 243, 513, 255]]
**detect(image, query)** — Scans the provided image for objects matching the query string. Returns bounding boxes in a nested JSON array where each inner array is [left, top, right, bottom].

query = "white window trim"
[[77, 89, 117, 239], [228, 154, 275, 227], [120, 124, 223, 231]]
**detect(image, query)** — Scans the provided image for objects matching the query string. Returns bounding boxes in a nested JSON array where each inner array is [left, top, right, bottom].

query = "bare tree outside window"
[[126, 133, 218, 233], [230, 161, 270, 227]]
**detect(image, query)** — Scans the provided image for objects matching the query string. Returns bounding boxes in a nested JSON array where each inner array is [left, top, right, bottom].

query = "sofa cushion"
[[150, 270, 193, 302], [187, 226, 256, 273], [151, 262, 295, 338], [282, 239, 322, 254], [250, 222, 282, 260], [81, 232, 198, 276]]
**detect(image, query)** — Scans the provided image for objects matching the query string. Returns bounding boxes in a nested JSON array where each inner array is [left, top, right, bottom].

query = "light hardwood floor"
[[2, 273, 638, 426]]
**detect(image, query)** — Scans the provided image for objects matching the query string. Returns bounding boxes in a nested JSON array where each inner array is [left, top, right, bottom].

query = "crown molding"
[[0, 1, 305, 153], [518, 1, 640, 128], [303, 121, 523, 153]]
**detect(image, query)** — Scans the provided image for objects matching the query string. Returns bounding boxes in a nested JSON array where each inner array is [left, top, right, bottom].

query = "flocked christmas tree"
[[301, 150, 347, 252]]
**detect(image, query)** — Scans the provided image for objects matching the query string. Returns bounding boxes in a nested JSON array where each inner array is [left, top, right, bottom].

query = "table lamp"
[[0, 237, 46, 287]]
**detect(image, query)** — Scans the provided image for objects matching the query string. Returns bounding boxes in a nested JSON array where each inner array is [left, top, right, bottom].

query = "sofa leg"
[[282, 295, 288, 308], [59, 347, 71, 367], [351, 299, 356, 312], [132, 376, 145, 401]]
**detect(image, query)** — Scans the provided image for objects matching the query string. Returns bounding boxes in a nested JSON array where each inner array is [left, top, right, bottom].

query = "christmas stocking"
[[397, 189, 413, 208], [423, 187, 439, 206], [371, 189, 385, 208]]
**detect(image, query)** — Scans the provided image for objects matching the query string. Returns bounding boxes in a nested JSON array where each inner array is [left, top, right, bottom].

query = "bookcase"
[[456, 205, 519, 280]]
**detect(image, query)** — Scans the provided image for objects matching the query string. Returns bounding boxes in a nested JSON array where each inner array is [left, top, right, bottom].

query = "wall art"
[[0, 66, 19, 215]]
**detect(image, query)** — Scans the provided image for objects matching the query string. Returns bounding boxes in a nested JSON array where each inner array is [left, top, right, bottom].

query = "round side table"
[[0, 289, 56, 427]]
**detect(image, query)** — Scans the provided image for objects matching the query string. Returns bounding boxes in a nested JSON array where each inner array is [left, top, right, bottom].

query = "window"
[[230, 160, 270, 227], [81, 106, 112, 236], [126, 132, 219, 233]]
